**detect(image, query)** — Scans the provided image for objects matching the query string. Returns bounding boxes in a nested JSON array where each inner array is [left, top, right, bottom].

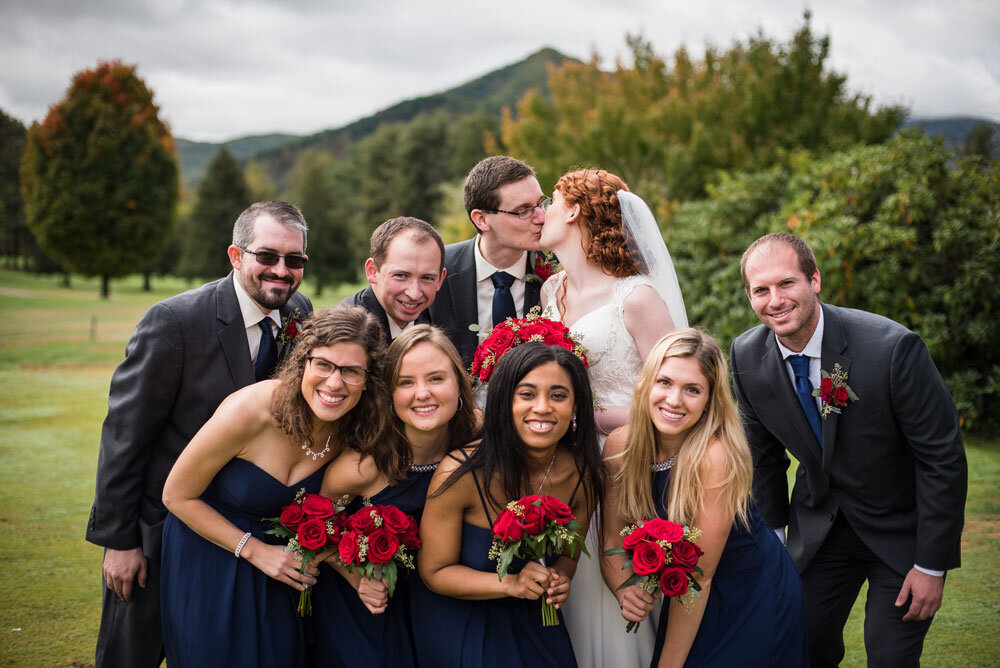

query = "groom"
[[85, 201, 313, 668], [730, 233, 966, 667], [430, 155, 548, 368]]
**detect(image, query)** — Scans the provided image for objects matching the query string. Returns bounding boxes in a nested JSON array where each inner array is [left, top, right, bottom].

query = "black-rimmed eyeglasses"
[[240, 247, 309, 269], [481, 196, 552, 220], [307, 356, 368, 385]]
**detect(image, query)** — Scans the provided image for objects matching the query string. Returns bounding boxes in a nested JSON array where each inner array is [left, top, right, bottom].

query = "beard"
[[241, 270, 299, 310]]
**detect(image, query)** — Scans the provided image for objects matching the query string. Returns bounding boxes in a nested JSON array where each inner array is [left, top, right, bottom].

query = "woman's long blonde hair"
[[617, 329, 752, 529]]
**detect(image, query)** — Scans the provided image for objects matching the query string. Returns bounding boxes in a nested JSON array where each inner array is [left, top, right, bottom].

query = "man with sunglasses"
[[430, 155, 550, 368], [86, 200, 313, 668]]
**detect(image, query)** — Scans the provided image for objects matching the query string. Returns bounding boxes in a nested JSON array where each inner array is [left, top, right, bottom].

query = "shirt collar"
[[387, 317, 415, 341], [775, 305, 824, 360], [232, 273, 280, 330], [473, 235, 527, 282]]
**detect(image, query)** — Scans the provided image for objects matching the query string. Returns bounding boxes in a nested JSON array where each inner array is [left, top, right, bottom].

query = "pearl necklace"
[[302, 430, 333, 461]]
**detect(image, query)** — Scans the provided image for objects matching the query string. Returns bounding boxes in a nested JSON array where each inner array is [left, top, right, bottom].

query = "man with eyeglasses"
[[430, 156, 550, 368], [343, 216, 446, 344], [86, 200, 313, 668]]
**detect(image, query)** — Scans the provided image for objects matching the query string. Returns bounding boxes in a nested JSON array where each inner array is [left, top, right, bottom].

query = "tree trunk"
[[62, 272, 70, 287], [143, 271, 152, 291], [101, 274, 110, 299]]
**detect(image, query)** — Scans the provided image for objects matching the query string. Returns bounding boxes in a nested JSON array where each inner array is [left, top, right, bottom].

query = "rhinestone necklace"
[[302, 430, 333, 461], [650, 454, 678, 473]]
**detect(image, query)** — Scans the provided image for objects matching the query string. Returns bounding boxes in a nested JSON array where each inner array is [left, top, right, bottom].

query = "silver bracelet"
[[234, 532, 252, 558]]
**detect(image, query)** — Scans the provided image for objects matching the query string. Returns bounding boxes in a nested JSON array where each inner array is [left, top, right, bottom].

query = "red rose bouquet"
[[488, 494, 588, 626], [603, 518, 704, 632], [471, 307, 587, 384], [263, 488, 349, 615], [337, 501, 421, 599]]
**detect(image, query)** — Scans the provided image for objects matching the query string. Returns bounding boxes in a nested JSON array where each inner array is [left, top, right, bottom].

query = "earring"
[[457, 396, 464, 411], [571, 415, 577, 431]]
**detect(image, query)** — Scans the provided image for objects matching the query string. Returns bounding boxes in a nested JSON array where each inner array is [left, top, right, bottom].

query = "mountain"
[[174, 47, 574, 190], [902, 116, 999, 151]]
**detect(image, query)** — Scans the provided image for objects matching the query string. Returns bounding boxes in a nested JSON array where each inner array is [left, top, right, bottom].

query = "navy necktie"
[[255, 319, 278, 381], [491, 271, 517, 327], [788, 354, 822, 444]]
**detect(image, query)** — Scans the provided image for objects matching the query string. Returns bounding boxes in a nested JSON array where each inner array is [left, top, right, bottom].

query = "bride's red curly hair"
[[555, 169, 638, 278]]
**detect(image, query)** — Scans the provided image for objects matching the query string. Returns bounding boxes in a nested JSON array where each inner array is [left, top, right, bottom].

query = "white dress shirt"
[[387, 317, 415, 341], [473, 235, 527, 333], [232, 274, 281, 364]]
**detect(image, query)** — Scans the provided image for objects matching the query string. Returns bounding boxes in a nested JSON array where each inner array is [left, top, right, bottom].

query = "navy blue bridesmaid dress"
[[308, 464, 437, 668], [160, 457, 327, 668], [649, 462, 808, 667], [410, 461, 579, 668]]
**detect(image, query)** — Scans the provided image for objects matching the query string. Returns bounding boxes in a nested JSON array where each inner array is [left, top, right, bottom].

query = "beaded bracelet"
[[234, 532, 252, 558]]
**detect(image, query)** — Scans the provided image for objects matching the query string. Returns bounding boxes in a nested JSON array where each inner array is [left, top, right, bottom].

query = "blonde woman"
[[602, 329, 806, 667]]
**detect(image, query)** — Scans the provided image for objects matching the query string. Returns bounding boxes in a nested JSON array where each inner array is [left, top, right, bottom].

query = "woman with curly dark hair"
[[539, 169, 688, 668], [160, 305, 390, 667]]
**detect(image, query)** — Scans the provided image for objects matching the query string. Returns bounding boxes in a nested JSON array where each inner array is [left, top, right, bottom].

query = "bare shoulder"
[[211, 380, 276, 438], [428, 444, 479, 495], [603, 425, 630, 464], [324, 447, 380, 495], [702, 438, 730, 484]]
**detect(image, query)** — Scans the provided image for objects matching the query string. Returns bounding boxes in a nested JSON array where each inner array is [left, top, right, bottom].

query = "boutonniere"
[[811, 362, 858, 417], [278, 308, 303, 347], [525, 250, 561, 283]]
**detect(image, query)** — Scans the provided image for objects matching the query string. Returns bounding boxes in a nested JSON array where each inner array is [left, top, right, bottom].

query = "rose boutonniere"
[[812, 362, 858, 417], [278, 308, 303, 347], [525, 250, 562, 283]]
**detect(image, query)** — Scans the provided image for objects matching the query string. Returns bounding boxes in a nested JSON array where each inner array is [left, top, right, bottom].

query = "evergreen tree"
[[178, 147, 250, 279], [20, 61, 178, 297]]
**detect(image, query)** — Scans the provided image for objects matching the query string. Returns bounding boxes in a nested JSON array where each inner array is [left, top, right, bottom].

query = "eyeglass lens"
[[246, 249, 308, 269], [308, 357, 366, 384]]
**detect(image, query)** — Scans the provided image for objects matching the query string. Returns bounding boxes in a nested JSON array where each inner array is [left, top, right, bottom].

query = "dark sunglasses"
[[240, 247, 308, 269]]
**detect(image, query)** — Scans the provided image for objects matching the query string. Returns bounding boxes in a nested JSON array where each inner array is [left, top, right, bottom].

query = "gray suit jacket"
[[342, 285, 431, 347], [730, 303, 966, 576], [429, 237, 542, 369], [85, 274, 312, 559]]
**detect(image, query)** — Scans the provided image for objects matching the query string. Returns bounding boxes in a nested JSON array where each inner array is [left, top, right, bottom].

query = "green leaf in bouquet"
[[616, 573, 640, 591], [497, 545, 517, 581], [603, 546, 627, 557], [382, 563, 398, 597]]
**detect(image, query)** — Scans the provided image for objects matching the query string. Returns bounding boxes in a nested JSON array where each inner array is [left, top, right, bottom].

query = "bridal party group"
[[86, 156, 967, 668]]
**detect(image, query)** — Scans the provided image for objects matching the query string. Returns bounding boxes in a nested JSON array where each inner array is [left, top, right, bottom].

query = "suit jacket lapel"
[[217, 274, 256, 388], [763, 336, 823, 466], [820, 304, 850, 473], [524, 252, 542, 313], [449, 243, 479, 354]]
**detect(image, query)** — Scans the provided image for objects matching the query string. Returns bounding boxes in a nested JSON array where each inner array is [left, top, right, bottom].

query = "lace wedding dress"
[[541, 271, 658, 668]]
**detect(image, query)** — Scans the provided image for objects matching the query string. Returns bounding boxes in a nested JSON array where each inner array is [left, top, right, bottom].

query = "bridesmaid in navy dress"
[[160, 306, 391, 668], [601, 329, 807, 668], [309, 325, 478, 667], [416, 342, 606, 668]]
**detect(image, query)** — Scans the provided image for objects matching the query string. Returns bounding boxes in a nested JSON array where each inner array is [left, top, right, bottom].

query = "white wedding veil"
[[618, 190, 688, 329]]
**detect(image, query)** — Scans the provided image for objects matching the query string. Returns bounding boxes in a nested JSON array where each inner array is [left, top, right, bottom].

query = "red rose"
[[820, 377, 833, 394], [516, 322, 548, 342], [380, 504, 410, 534], [539, 495, 574, 525], [643, 518, 684, 543], [670, 540, 703, 573], [349, 507, 379, 534], [659, 566, 689, 597], [631, 541, 666, 576], [401, 517, 421, 550], [279, 503, 305, 530], [833, 386, 849, 406], [485, 325, 517, 354], [338, 530, 359, 564], [296, 518, 329, 551], [285, 320, 299, 339], [301, 493, 335, 519], [518, 502, 547, 534], [472, 344, 488, 379], [367, 527, 400, 565], [492, 509, 524, 542], [622, 525, 649, 551], [534, 262, 555, 282]]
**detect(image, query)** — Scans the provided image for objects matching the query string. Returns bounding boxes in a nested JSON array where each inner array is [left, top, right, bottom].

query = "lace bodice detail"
[[541, 272, 651, 409]]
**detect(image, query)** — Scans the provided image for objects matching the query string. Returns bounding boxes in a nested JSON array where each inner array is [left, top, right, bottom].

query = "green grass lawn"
[[0, 268, 997, 667]]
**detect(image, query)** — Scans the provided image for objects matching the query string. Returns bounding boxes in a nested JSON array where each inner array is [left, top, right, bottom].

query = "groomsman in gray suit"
[[86, 201, 314, 668], [430, 156, 549, 368], [730, 233, 966, 667]]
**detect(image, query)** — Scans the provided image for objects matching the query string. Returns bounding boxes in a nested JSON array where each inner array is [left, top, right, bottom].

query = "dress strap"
[[458, 449, 494, 523], [567, 460, 585, 507]]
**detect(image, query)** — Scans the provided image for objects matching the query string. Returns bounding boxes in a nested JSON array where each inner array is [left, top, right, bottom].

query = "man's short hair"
[[740, 233, 818, 288], [370, 217, 445, 272], [232, 200, 308, 250], [463, 156, 536, 218]]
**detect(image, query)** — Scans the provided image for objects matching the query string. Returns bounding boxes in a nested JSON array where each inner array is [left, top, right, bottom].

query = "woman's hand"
[[503, 561, 551, 600], [617, 583, 658, 623], [545, 568, 571, 608], [356, 576, 389, 615], [242, 539, 317, 591]]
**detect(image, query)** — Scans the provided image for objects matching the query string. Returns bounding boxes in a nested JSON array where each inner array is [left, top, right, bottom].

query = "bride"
[[539, 169, 687, 668]]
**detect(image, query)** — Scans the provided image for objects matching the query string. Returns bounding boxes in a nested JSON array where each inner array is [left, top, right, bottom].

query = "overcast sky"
[[1, 0, 997, 142]]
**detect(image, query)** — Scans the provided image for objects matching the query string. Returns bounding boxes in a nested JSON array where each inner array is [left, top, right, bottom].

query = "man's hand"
[[103, 547, 148, 601], [895, 567, 944, 621]]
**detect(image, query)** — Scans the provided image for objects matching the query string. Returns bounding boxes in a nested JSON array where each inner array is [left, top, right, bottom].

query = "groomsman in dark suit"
[[430, 156, 548, 368], [730, 233, 966, 667], [343, 216, 445, 344], [85, 200, 314, 668]]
